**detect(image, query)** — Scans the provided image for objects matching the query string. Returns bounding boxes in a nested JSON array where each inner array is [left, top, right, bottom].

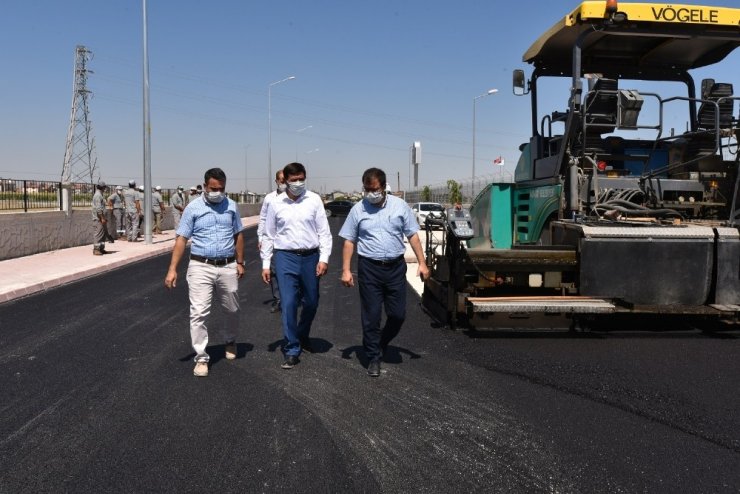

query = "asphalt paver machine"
[[423, 1, 740, 330]]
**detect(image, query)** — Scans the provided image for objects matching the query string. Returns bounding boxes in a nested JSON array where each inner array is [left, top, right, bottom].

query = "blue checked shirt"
[[339, 194, 418, 260], [176, 195, 243, 258]]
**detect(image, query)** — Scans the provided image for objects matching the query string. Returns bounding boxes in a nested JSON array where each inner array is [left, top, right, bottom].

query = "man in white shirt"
[[257, 169, 286, 313], [261, 162, 332, 369]]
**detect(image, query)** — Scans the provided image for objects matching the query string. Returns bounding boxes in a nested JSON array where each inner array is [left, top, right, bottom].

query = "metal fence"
[[2, 172, 516, 212], [0, 178, 264, 212], [0, 179, 64, 212], [404, 171, 514, 205]]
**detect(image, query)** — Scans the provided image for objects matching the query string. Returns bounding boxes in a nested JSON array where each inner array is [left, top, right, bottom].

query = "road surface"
[[2, 217, 739, 492]]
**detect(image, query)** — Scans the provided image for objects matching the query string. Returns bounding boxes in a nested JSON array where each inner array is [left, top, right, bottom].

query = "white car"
[[411, 202, 445, 227]]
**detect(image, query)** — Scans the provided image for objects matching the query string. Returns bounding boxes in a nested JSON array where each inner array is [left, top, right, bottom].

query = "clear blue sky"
[[1, 1, 738, 194]]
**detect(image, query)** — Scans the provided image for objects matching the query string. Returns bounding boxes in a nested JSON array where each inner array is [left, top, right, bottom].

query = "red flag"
[[493, 156, 505, 166]]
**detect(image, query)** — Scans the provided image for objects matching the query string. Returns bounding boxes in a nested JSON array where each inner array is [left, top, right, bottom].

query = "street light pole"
[[142, 0, 153, 244], [268, 75, 295, 193], [244, 144, 249, 196], [472, 88, 498, 199]]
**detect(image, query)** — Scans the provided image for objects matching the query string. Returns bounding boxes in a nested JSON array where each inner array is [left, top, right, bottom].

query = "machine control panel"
[[446, 208, 475, 239]]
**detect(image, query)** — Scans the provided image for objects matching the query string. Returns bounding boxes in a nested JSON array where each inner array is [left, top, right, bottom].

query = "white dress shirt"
[[260, 190, 332, 269], [257, 190, 279, 240]]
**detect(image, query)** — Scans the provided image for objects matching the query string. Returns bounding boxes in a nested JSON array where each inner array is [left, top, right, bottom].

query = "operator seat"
[[690, 82, 735, 161], [697, 82, 734, 130]]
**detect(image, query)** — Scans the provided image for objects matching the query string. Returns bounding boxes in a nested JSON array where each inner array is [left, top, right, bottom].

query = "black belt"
[[276, 248, 319, 256], [360, 255, 405, 266], [190, 255, 235, 266]]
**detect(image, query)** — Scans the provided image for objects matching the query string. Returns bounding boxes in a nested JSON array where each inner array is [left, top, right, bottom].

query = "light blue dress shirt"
[[177, 195, 243, 258], [339, 194, 418, 260]]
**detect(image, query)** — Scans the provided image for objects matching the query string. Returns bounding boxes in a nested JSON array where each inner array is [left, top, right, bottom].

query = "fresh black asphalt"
[[2, 217, 740, 492]]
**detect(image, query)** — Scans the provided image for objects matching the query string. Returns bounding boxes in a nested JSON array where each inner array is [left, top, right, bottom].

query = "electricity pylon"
[[61, 45, 98, 186]]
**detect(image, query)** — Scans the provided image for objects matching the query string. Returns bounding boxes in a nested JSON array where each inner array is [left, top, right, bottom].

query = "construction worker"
[[152, 185, 165, 234], [91, 181, 114, 255], [137, 185, 145, 238], [170, 185, 186, 230], [107, 185, 125, 239], [123, 180, 141, 242]]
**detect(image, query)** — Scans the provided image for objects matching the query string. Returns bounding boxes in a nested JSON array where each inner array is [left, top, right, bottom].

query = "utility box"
[[618, 89, 643, 128]]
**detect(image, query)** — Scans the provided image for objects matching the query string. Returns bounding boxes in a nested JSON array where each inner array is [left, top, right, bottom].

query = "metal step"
[[468, 296, 615, 314], [466, 247, 577, 266]]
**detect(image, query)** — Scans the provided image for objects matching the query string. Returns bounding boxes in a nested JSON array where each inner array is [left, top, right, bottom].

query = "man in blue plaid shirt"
[[165, 168, 245, 377]]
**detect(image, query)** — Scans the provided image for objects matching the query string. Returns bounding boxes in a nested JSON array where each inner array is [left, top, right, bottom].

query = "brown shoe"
[[93, 249, 103, 256], [225, 342, 237, 360], [193, 361, 208, 377]]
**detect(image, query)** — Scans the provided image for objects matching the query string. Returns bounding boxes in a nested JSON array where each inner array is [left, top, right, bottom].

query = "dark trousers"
[[274, 250, 320, 357], [358, 256, 407, 362], [269, 258, 281, 304]]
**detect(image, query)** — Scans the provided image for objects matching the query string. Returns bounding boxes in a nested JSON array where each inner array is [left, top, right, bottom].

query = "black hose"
[[595, 204, 683, 218]]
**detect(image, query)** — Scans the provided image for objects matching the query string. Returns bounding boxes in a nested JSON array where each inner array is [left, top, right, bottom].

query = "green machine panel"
[[491, 184, 513, 249], [469, 183, 513, 249], [514, 184, 562, 244]]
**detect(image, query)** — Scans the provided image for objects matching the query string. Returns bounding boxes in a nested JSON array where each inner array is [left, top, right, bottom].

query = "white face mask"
[[287, 181, 305, 197], [277, 183, 287, 192], [364, 190, 385, 205], [205, 190, 225, 203]]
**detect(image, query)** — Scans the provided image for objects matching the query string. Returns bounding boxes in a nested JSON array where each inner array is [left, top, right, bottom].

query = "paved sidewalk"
[[0, 216, 259, 304]]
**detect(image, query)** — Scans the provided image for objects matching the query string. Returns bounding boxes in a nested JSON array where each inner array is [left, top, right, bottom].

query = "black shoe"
[[270, 302, 281, 313], [281, 356, 300, 369], [300, 337, 314, 353], [367, 360, 380, 377]]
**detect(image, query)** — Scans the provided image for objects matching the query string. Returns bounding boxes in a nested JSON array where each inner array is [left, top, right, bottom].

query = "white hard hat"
[[155, 185, 161, 191]]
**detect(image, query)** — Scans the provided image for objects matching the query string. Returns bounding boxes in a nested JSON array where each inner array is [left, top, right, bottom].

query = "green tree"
[[447, 179, 462, 205], [421, 185, 431, 201]]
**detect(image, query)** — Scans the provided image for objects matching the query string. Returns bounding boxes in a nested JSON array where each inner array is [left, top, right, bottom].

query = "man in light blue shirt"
[[165, 167, 245, 377], [339, 167, 429, 377]]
